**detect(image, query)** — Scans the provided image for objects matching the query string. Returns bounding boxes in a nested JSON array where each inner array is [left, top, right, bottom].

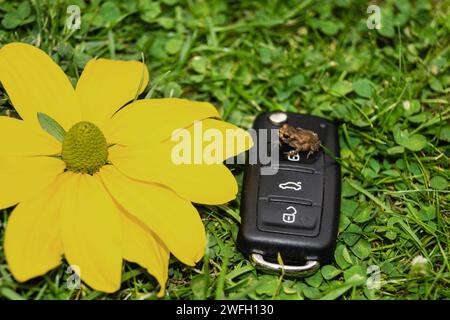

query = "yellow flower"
[[0, 43, 252, 295]]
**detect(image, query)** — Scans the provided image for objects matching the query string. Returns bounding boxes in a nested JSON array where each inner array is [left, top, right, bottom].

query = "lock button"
[[258, 169, 324, 207], [257, 201, 321, 237]]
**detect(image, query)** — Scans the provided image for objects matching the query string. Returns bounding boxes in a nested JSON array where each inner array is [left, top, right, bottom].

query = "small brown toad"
[[278, 123, 321, 158]]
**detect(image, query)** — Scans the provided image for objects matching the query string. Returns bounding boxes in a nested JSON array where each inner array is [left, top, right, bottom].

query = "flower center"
[[61, 121, 108, 174]]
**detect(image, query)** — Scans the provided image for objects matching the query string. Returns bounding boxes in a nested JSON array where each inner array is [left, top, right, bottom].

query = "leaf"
[[157, 17, 174, 29], [334, 244, 352, 269], [342, 224, 362, 246], [165, 38, 183, 54], [164, 81, 182, 98], [311, 19, 343, 36], [320, 283, 353, 300], [402, 100, 421, 117], [382, 169, 401, 177], [438, 126, 450, 142], [387, 146, 405, 155], [96, 1, 121, 27], [418, 205, 436, 222], [336, 0, 351, 7], [386, 217, 400, 240], [352, 79, 373, 98], [220, 245, 235, 259], [190, 274, 208, 299], [378, 9, 395, 38], [408, 163, 421, 176], [149, 35, 168, 59], [2, 12, 23, 29], [353, 206, 373, 223], [73, 52, 92, 69], [386, 230, 397, 240], [321, 265, 341, 280], [0, 288, 26, 300], [294, 282, 308, 296], [393, 125, 427, 151], [302, 286, 322, 299], [430, 176, 447, 190], [277, 290, 302, 300], [162, 0, 178, 5], [429, 77, 443, 92], [321, 268, 366, 300], [362, 167, 377, 180], [305, 271, 323, 288], [287, 74, 305, 88], [37, 112, 66, 143], [342, 180, 358, 197], [343, 265, 366, 282], [17, 1, 31, 20], [191, 56, 208, 74], [408, 112, 428, 123], [255, 276, 278, 296], [368, 158, 380, 173], [341, 198, 358, 217], [259, 47, 273, 65], [393, 125, 407, 145], [395, 0, 412, 12], [403, 134, 427, 151], [139, 1, 161, 22], [282, 285, 297, 295], [351, 239, 371, 260], [339, 215, 351, 233], [275, 74, 306, 101], [330, 80, 353, 96]]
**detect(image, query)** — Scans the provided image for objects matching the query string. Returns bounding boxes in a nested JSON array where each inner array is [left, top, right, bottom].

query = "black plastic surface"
[[237, 112, 341, 265]]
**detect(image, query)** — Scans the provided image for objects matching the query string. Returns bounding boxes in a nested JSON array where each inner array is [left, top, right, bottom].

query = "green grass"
[[0, 0, 449, 300]]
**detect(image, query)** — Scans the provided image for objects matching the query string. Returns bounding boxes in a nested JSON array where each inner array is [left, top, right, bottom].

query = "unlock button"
[[257, 201, 321, 237], [282, 206, 297, 223]]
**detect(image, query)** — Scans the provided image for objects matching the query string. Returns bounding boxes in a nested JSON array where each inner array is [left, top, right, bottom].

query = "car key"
[[237, 111, 341, 276]]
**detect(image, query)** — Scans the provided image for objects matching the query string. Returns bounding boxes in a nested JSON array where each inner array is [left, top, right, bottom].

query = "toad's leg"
[[286, 148, 301, 157], [306, 150, 315, 159]]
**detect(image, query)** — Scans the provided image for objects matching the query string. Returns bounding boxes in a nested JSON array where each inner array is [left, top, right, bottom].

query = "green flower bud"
[[62, 122, 108, 174]]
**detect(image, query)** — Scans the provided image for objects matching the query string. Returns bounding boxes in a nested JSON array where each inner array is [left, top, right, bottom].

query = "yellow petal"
[[0, 43, 81, 130], [100, 165, 206, 266], [121, 213, 169, 297], [75, 59, 149, 130], [0, 117, 61, 156], [108, 118, 252, 204], [103, 98, 220, 145], [4, 175, 68, 282], [110, 146, 238, 204], [60, 173, 122, 293], [109, 144, 238, 204], [0, 156, 65, 210]]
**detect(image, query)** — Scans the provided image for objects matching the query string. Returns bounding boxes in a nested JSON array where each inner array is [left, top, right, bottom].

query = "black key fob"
[[237, 112, 341, 276]]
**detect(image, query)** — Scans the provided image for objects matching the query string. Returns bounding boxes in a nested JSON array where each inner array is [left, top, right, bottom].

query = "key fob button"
[[258, 169, 324, 206], [280, 151, 322, 165], [257, 201, 321, 237], [266, 144, 325, 170]]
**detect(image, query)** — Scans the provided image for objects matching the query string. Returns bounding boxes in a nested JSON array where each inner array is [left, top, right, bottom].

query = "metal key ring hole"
[[251, 254, 320, 277]]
